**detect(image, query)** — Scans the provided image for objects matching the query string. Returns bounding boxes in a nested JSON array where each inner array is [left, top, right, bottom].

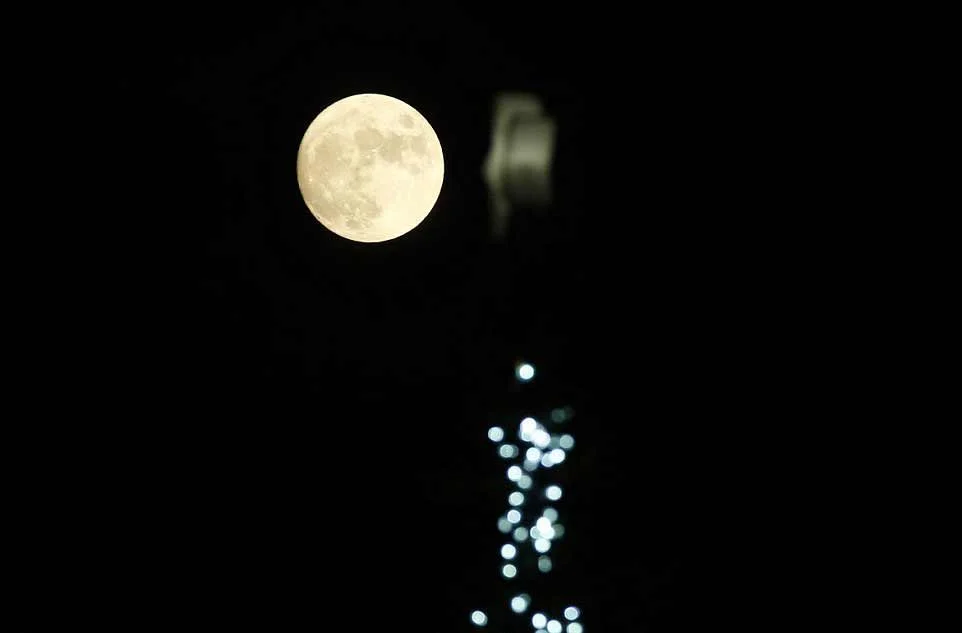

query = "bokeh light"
[[482, 366, 582, 629], [520, 417, 537, 438], [516, 363, 535, 381], [499, 444, 519, 459], [511, 594, 531, 613], [538, 555, 552, 572], [532, 429, 551, 449]]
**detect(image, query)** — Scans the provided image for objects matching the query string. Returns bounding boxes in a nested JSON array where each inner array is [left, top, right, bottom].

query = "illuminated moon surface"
[[296, 93, 444, 242]]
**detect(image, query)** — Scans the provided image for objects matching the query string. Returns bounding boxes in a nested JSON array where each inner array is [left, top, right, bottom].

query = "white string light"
[[470, 361, 585, 631], [511, 593, 531, 613]]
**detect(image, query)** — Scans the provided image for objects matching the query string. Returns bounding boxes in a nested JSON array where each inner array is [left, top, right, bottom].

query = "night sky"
[[9, 5, 760, 631]]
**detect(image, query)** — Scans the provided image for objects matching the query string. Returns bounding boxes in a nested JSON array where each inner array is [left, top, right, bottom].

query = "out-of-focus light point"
[[498, 517, 513, 533], [499, 444, 519, 459], [567, 624, 583, 633], [521, 417, 537, 434], [511, 594, 530, 613], [513, 526, 528, 542], [546, 485, 563, 501], [532, 613, 548, 629], [508, 491, 525, 506], [501, 544, 517, 559], [539, 523, 556, 540], [471, 610, 488, 626], [550, 406, 574, 422], [559, 434, 575, 450], [517, 363, 535, 381], [542, 507, 559, 522], [488, 427, 504, 442], [532, 429, 551, 448], [564, 607, 581, 621], [537, 555, 552, 572], [534, 537, 551, 553], [547, 620, 563, 633], [502, 563, 517, 578], [507, 509, 522, 524]]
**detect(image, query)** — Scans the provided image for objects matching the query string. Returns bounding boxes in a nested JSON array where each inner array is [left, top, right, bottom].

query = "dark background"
[[8, 4, 767, 631]]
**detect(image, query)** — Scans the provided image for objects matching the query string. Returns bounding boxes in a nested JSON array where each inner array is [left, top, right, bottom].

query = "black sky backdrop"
[[8, 4, 774, 631]]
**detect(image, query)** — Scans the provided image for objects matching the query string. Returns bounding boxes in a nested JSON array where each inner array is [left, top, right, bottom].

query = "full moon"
[[296, 93, 444, 242]]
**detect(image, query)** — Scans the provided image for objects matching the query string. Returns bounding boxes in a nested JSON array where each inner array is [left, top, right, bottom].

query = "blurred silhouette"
[[484, 93, 557, 240]]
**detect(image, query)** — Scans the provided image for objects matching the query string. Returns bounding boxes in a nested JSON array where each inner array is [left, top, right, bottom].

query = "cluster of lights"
[[532, 608, 584, 633], [470, 361, 584, 631]]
